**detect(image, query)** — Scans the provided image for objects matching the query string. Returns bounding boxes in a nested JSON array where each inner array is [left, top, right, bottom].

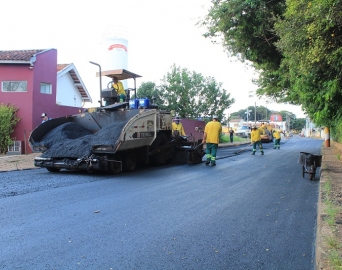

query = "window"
[[2, 81, 27, 92], [40, 83, 52, 94]]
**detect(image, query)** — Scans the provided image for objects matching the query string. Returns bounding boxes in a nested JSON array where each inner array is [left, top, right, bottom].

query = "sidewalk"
[[0, 152, 41, 172], [316, 141, 342, 269]]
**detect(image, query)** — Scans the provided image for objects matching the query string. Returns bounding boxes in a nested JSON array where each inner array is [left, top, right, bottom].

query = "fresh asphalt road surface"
[[0, 136, 322, 269]]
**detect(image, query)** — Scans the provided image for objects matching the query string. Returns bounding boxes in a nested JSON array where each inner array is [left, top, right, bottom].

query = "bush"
[[330, 119, 342, 144], [0, 103, 20, 153]]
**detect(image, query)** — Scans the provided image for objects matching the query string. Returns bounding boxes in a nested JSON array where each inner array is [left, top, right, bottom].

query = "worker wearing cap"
[[112, 77, 126, 102], [41, 113, 52, 123], [251, 124, 264, 155], [172, 116, 186, 136], [203, 115, 222, 166], [273, 129, 281, 149]]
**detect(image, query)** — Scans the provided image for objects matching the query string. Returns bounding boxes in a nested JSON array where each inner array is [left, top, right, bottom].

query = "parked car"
[[235, 125, 251, 139]]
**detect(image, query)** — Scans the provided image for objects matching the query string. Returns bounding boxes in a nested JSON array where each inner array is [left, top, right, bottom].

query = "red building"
[[0, 49, 92, 154], [270, 114, 283, 122]]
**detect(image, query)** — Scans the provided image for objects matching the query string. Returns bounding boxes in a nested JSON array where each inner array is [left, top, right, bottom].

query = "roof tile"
[[0, 50, 46, 61], [57, 64, 70, 72]]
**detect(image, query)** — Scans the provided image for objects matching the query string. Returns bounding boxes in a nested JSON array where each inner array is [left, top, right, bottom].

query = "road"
[[0, 137, 321, 269]]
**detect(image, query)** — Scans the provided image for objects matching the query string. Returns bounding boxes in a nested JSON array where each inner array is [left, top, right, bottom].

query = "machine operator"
[[112, 77, 126, 102]]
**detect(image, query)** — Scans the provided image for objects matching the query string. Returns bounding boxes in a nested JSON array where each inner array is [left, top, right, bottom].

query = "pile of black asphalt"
[[32, 121, 129, 159]]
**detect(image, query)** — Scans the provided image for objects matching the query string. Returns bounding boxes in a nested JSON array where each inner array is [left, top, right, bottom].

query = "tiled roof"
[[0, 50, 46, 61], [57, 64, 69, 72]]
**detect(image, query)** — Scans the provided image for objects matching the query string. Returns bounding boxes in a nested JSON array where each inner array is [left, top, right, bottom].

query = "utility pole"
[[254, 102, 257, 124], [266, 106, 268, 121], [227, 113, 230, 128], [245, 109, 252, 123], [286, 113, 291, 133]]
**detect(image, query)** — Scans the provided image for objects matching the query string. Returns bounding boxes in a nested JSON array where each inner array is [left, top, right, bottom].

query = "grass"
[[322, 181, 340, 226], [325, 235, 341, 250], [327, 250, 342, 269], [323, 181, 332, 199], [220, 135, 249, 143], [322, 178, 342, 269], [326, 204, 340, 226]]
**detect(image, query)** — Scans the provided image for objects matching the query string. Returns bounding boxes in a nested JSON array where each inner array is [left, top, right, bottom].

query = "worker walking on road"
[[251, 124, 264, 155], [203, 115, 222, 166], [172, 116, 186, 136], [273, 130, 281, 149]]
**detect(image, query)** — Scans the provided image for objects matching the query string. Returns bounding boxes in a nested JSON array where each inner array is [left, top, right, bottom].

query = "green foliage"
[[201, 0, 342, 139], [136, 82, 163, 105], [291, 118, 306, 132], [201, 0, 285, 68], [231, 106, 282, 121], [327, 249, 342, 268], [230, 109, 245, 120], [158, 65, 235, 120], [220, 134, 248, 143], [201, 0, 286, 103], [274, 0, 342, 126], [0, 103, 20, 153], [331, 119, 342, 143]]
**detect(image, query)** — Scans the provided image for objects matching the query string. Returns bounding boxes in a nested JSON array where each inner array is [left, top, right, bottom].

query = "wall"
[[56, 73, 83, 107], [32, 49, 58, 128], [0, 63, 35, 154], [0, 49, 82, 154], [180, 119, 206, 141]]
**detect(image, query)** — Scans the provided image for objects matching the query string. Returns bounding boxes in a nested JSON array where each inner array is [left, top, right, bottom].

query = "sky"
[[1, 0, 306, 118]]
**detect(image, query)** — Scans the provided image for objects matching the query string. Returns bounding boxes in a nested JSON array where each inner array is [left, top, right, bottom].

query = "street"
[[0, 137, 321, 269]]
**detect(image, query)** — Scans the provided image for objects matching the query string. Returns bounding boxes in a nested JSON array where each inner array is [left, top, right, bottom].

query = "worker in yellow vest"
[[172, 116, 186, 136], [251, 124, 264, 155], [112, 77, 126, 102], [273, 130, 281, 149], [203, 115, 222, 166]]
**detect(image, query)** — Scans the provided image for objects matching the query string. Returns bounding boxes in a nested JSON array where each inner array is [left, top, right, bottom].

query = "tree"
[[0, 103, 20, 153], [230, 109, 246, 120], [292, 118, 306, 132], [201, 0, 342, 134], [273, 0, 342, 126], [201, 0, 286, 103], [158, 65, 235, 120], [136, 82, 163, 106], [231, 107, 301, 127], [201, 0, 285, 68], [231, 105, 271, 121], [278, 110, 295, 122]]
